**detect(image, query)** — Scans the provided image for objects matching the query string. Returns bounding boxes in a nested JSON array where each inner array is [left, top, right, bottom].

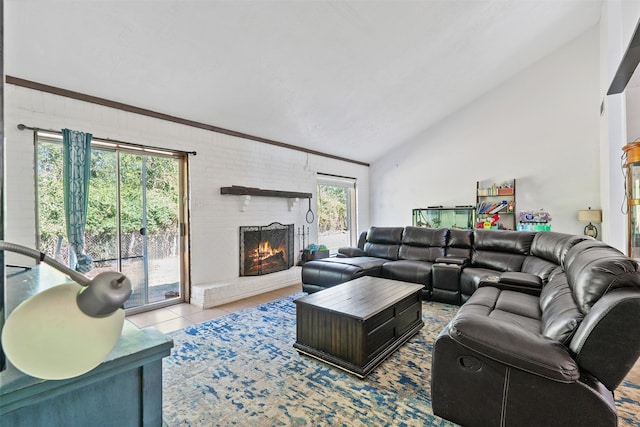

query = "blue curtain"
[[62, 128, 93, 273]]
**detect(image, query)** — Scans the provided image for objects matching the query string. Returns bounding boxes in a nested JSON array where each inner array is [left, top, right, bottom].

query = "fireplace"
[[239, 222, 295, 276]]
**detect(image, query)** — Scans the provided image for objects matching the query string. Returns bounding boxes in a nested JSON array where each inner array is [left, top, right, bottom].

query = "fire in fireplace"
[[239, 222, 295, 276]]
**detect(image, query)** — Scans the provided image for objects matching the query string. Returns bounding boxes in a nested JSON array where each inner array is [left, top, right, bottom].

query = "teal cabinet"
[[1, 265, 173, 426]]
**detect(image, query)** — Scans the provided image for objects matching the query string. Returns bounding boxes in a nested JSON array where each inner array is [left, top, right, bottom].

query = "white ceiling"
[[5, 0, 603, 164]]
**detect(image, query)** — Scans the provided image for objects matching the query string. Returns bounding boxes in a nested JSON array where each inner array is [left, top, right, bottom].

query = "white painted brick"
[[190, 267, 302, 308], [5, 85, 370, 301]]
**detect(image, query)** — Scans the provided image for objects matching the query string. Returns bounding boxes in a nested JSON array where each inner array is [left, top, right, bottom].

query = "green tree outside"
[[318, 184, 347, 233], [37, 141, 179, 262]]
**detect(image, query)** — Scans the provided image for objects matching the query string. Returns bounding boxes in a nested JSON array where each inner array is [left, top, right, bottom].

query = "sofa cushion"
[[309, 256, 387, 270], [459, 287, 541, 334], [460, 267, 500, 298], [382, 260, 433, 286], [539, 273, 583, 344], [530, 231, 587, 267], [492, 290, 541, 323], [474, 229, 535, 254], [446, 229, 473, 259], [471, 230, 535, 272], [402, 226, 448, 246], [398, 244, 444, 261], [520, 256, 562, 284], [472, 251, 528, 272], [398, 226, 447, 262], [365, 243, 401, 260], [366, 226, 404, 244], [301, 256, 387, 283], [564, 240, 640, 314], [337, 247, 366, 257], [363, 226, 404, 260]]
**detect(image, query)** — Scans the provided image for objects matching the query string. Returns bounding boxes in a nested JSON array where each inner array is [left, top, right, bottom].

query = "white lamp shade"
[[578, 209, 602, 223], [1, 282, 125, 380]]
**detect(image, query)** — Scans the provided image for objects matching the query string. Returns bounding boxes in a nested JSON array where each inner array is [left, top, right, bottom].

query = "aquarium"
[[412, 206, 475, 230]]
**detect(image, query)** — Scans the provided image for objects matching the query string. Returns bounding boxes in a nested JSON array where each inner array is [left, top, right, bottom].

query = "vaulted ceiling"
[[5, 0, 603, 164]]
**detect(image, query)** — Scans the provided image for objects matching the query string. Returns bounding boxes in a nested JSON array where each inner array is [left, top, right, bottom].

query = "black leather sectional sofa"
[[300, 226, 640, 426]]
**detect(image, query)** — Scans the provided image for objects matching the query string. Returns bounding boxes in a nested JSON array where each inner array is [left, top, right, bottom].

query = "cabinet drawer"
[[397, 301, 421, 335], [366, 318, 395, 358], [396, 292, 420, 313], [366, 306, 394, 333]]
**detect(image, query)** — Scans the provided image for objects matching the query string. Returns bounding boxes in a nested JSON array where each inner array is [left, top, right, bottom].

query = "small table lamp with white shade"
[[578, 208, 603, 238], [1, 241, 132, 380]]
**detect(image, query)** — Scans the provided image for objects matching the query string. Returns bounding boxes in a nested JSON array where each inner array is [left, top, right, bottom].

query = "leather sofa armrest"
[[499, 272, 542, 288], [435, 256, 469, 266], [337, 247, 366, 257], [448, 314, 579, 383], [477, 273, 541, 296]]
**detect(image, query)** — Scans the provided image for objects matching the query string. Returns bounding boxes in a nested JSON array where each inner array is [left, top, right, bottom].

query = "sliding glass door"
[[118, 152, 182, 309], [36, 133, 187, 313]]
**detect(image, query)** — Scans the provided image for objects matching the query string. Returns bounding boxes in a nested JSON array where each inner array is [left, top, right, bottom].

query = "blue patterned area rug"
[[162, 293, 640, 427]]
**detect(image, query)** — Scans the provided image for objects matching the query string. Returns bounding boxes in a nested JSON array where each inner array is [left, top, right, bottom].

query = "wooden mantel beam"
[[220, 186, 312, 199]]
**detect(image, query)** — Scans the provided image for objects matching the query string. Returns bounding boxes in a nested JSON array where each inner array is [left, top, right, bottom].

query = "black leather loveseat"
[[300, 226, 640, 426]]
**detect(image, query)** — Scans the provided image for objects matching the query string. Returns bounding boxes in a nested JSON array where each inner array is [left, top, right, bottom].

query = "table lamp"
[[1, 241, 132, 380], [577, 207, 603, 238]]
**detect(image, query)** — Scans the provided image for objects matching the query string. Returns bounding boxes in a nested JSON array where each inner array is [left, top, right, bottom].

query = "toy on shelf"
[[480, 214, 500, 229], [476, 213, 510, 230], [517, 209, 552, 231]]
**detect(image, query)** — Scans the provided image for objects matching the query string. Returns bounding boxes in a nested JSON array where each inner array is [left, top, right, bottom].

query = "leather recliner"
[[431, 240, 640, 426]]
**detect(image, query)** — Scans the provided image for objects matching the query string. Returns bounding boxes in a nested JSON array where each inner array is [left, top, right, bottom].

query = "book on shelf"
[[489, 203, 508, 214], [476, 201, 508, 214]]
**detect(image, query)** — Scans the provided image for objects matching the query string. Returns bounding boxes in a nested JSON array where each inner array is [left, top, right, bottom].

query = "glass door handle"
[[139, 227, 146, 236]]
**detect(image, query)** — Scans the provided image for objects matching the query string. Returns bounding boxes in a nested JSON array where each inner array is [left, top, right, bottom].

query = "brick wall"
[[4, 85, 370, 307]]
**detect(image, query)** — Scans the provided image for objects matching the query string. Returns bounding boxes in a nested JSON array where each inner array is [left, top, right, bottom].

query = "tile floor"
[[126, 284, 302, 334]]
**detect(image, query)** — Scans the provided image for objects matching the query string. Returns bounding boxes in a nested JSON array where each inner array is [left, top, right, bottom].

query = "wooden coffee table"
[[293, 276, 424, 378]]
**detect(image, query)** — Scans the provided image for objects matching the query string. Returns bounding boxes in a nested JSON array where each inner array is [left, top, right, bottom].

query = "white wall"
[[370, 27, 601, 237], [628, 79, 640, 141], [599, 0, 640, 253], [3, 85, 370, 305]]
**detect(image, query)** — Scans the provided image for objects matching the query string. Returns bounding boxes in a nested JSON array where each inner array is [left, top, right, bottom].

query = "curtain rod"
[[317, 172, 357, 181], [17, 124, 197, 156]]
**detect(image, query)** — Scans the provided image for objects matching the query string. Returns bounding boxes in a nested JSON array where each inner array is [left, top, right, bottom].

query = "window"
[[317, 174, 357, 254], [36, 131, 189, 313]]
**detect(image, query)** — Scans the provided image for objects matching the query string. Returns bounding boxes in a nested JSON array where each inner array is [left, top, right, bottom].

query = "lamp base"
[[584, 222, 598, 238]]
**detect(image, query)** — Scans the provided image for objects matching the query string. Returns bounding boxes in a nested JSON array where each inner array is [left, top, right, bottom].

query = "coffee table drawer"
[[366, 306, 395, 333], [366, 317, 395, 358], [398, 301, 422, 335]]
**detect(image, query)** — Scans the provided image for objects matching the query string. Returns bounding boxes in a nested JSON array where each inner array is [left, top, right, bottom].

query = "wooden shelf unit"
[[476, 179, 516, 231]]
